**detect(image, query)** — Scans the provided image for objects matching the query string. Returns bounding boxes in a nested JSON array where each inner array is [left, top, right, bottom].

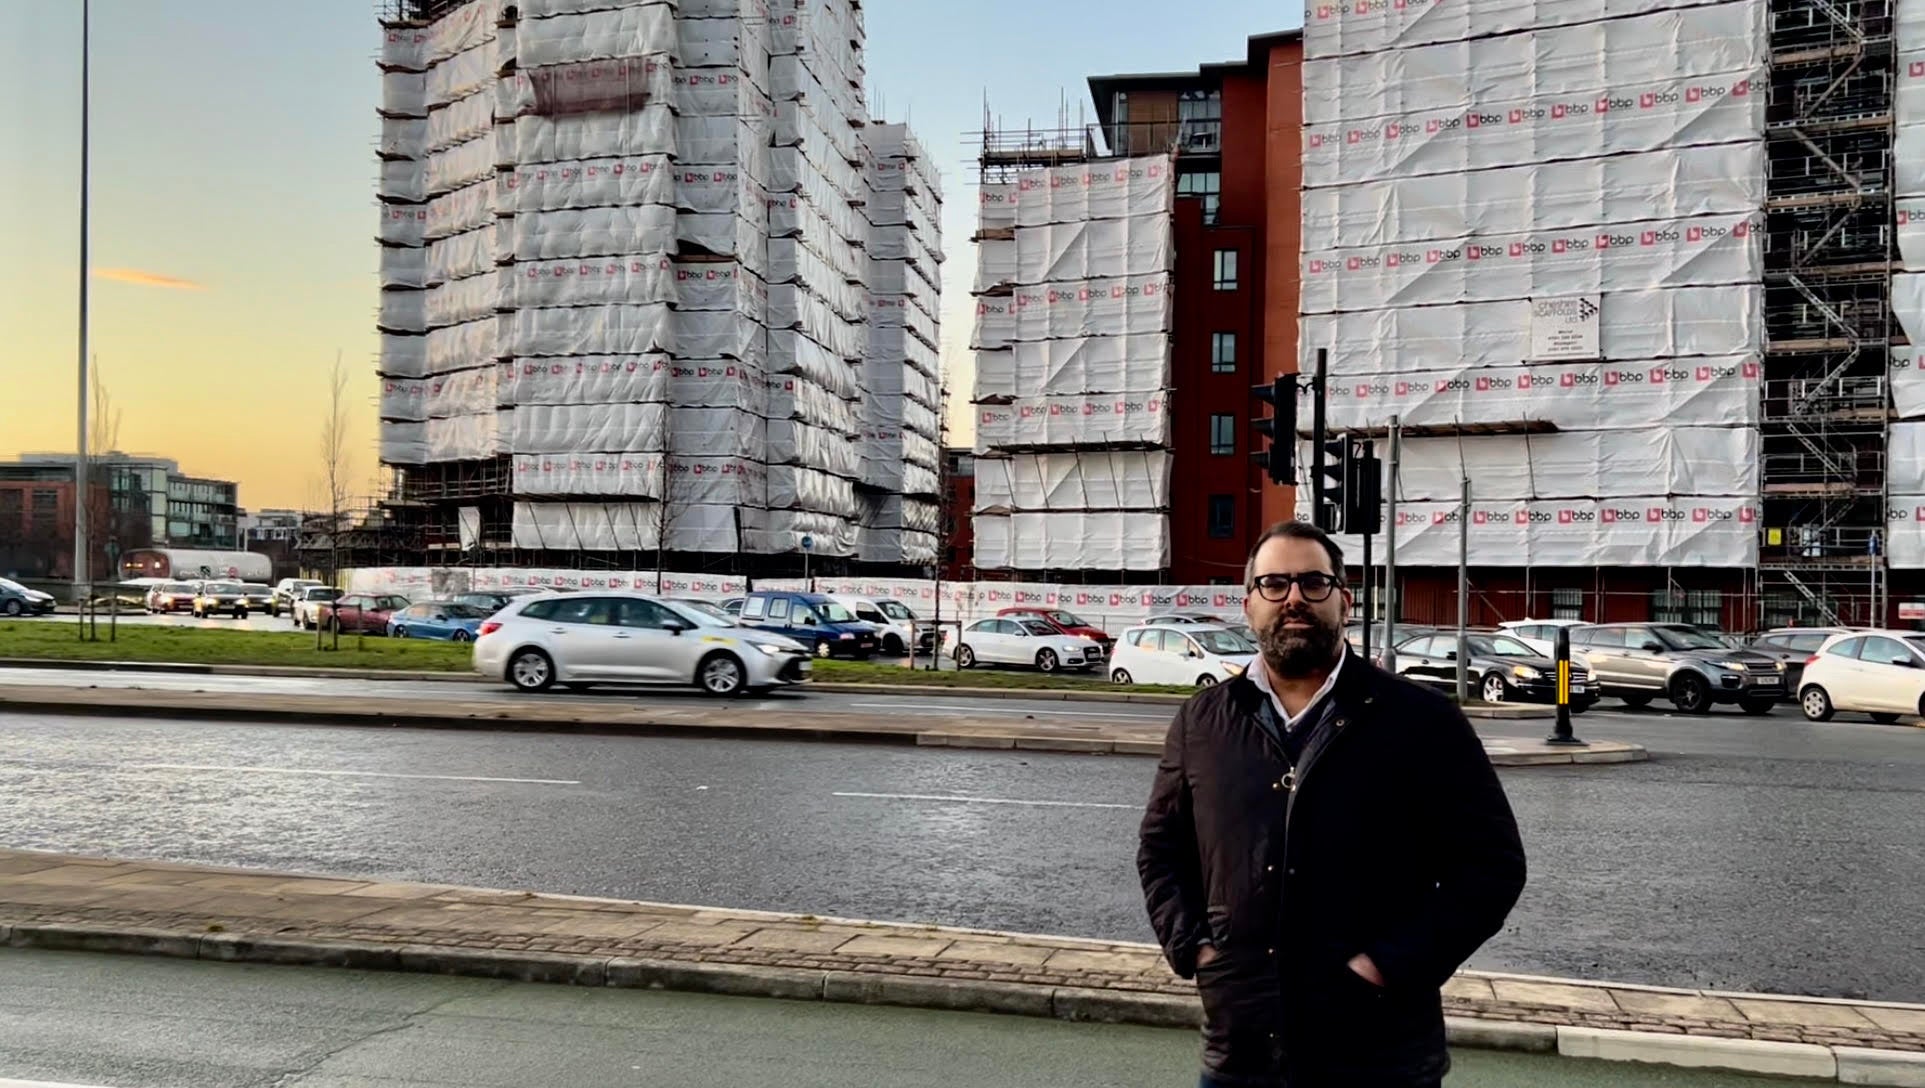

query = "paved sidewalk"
[[0, 849, 1917, 1082], [0, 682, 1644, 765]]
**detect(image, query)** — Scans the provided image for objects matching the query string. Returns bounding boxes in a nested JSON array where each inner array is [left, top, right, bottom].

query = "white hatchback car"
[[943, 617, 1102, 672], [1109, 624, 1257, 688], [474, 592, 811, 696], [1798, 629, 1925, 724]]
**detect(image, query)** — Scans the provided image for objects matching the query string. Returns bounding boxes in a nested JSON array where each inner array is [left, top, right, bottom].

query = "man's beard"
[[1256, 608, 1342, 679]]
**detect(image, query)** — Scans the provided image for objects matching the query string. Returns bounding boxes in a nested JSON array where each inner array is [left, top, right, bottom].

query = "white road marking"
[[129, 763, 581, 786], [0, 1080, 127, 1088], [844, 702, 1169, 721], [833, 791, 1134, 810]]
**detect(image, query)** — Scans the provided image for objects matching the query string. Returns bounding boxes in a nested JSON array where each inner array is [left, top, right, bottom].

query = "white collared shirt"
[[1247, 648, 1345, 734]]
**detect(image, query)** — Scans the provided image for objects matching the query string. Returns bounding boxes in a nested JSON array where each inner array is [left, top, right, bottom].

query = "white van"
[[828, 595, 933, 656]]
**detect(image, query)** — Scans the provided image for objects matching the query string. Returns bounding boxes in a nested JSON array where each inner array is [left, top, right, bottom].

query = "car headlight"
[[753, 642, 784, 657], [1774, 660, 1787, 671], [1219, 661, 1244, 675], [1511, 666, 1540, 680], [1712, 660, 1746, 672], [838, 632, 853, 640]]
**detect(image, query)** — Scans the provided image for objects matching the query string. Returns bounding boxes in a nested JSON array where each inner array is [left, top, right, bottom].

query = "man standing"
[[1139, 521, 1526, 1087]]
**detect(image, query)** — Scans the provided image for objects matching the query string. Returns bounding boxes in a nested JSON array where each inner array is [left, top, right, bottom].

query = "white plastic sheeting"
[[975, 214, 1173, 290], [512, 402, 668, 454], [505, 154, 675, 211], [1899, 55, 1925, 197], [381, 1, 498, 72], [517, 6, 676, 68], [1887, 423, 1925, 487], [1302, 210, 1760, 314], [510, 303, 678, 358], [973, 335, 1171, 398], [1319, 354, 1761, 429], [970, 273, 1174, 346], [1303, 143, 1764, 250], [1305, 285, 1762, 374], [380, 367, 504, 422], [513, 452, 665, 498], [513, 253, 677, 308], [1892, 347, 1925, 421], [1305, 70, 1766, 188], [767, 465, 858, 514], [972, 452, 1171, 513], [380, 414, 504, 464], [1310, 496, 1759, 567], [1303, 2, 1766, 125], [973, 513, 1171, 572], [508, 354, 671, 405], [1306, 0, 1715, 58], [513, 502, 663, 550], [513, 206, 679, 260], [1895, 273, 1925, 348], [973, 392, 1171, 452], [1009, 158, 1177, 227], [1312, 427, 1759, 502], [768, 418, 860, 478]]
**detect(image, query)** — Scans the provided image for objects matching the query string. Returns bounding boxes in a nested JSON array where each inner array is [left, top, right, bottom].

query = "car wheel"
[[1739, 697, 1776, 716], [1669, 672, 1712, 715], [698, 651, 748, 697], [1800, 685, 1834, 722], [883, 634, 905, 656], [1481, 674, 1509, 703], [1619, 692, 1654, 709], [1870, 711, 1901, 725], [1111, 669, 1133, 685], [1195, 674, 1218, 689], [507, 648, 555, 693], [956, 645, 976, 669], [452, 630, 472, 644], [394, 627, 409, 639], [1, 600, 21, 617], [1036, 649, 1059, 673], [814, 639, 833, 659]]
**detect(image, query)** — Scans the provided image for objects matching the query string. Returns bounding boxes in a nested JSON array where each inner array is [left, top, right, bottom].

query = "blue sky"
[[0, 0, 1294, 508]]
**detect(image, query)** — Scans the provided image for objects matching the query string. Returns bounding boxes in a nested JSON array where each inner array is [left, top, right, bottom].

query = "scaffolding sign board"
[[1530, 296, 1601, 361]]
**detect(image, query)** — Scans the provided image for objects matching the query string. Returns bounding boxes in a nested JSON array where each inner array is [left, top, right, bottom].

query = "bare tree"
[[89, 357, 121, 455], [319, 351, 350, 650]]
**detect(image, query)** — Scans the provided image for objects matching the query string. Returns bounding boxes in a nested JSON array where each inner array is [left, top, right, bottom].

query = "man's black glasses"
[[1249, 572, 1342, 602]]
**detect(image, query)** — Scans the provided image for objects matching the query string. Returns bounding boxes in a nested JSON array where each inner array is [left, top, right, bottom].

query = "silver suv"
[[1571, 623, 1787, 715]]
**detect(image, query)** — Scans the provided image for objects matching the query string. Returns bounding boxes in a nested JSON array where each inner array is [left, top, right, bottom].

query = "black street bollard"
[[1546, 625, 1587, 747]]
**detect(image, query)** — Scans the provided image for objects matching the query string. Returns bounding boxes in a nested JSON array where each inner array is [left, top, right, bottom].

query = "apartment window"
[[1653, 589, 1721, 630], [1209, 414, 1235, 455], [1207, 495, 1236, 539], [1211, 332, 1238, 373], [1550, 588, 1583, 621], [1178, 169, 1222, 225], [1177, 89, 1222, 152], [1213, 249, 1239, 291]]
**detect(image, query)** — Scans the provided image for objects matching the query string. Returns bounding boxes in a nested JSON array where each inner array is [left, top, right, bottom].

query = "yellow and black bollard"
[[1546, 625, 1587, 747]]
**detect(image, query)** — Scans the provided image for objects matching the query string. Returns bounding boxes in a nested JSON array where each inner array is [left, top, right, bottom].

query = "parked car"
[[1798, 630, 1925, 724], [292, 586, 343, 630], [1494, 619, 1596, 672], [474, 592, 811, 697], [996, 607, 1112, 655], [1145, 613, 1233, 627], [721, 597, 746, 617], [1109, 624, 1256, 688], [943, 617, 1103, 673], [0, 577, 56, 617], [1746, 627, 1851, 695], [667, 598, 739, 626], [387, 602, 488, 641], [191, 582, 250, 619], [1348, 620, 1437, 658], [320, 594, 411, 635], [453, 592, 522, 615], [1393, 631, 1596, 710], [238, 584, 278, 617], [1571, 622, 1787, 714], [737, 591, 881, 659], [146, 582, 199, 614], [274, 578, 325, 609], [829, 594, 933, 656]]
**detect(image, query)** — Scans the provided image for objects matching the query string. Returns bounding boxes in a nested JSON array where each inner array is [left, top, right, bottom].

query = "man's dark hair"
[[1244, 520, 1346, 587]]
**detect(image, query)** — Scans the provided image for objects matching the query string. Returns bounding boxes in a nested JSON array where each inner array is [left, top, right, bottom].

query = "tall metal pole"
[[1310, 350, 1328, 528], [1381, 417, 1400, 668], [1456, 475, 1471, 703], [73, 0, 92, 620]]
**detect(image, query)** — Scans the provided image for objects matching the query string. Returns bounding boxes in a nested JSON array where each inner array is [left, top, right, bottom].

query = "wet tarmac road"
[[0, 707, 1919, 1002]]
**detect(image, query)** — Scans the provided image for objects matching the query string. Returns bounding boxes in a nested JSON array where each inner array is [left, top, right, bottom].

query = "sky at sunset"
[[1, 0, 1287, 511]]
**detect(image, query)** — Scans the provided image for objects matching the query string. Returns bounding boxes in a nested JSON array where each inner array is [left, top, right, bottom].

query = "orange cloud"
[[92, 267, 206, 291]]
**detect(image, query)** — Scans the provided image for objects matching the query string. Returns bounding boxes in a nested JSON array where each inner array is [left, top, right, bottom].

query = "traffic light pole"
[[1311, 350, 1327, 529], [1381, 417, 1400, 669]]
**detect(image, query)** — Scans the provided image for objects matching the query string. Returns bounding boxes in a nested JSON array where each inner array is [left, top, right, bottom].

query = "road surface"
[[0, 950, 1837, 1088], [0, 705, 1918, 1001]]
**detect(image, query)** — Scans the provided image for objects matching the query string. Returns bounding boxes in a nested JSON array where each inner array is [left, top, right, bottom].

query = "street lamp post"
[[73, 0, 92, 621]]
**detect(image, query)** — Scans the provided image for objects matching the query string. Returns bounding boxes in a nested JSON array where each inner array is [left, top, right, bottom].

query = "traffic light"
[[1250, 375, 1297, 485], [1316, 437, 1350, 532], [1316, 435, 1383, 534]]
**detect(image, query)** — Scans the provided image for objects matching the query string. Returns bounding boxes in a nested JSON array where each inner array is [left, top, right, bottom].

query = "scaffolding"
[[1759, 0, 1897, 627]]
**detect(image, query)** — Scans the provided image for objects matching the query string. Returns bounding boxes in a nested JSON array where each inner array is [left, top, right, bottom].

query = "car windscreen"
[[1019, 620, 1057, 636], [1193, 630, 1254, 655], [1047, 610, 1086, 627], [878, 601, 915, 620], [241, 585, 270, 594], [204, 584, 242, 594], [1469, 635, 1536, 657], [1657, 626, 1726, 651], [442, 604, 487, 619], [163, 583, 195, 593], [0, 578, 23, 593], [664, 601, 732, 628], [819, 601, 857, 623], [308, 588, 341, 601]]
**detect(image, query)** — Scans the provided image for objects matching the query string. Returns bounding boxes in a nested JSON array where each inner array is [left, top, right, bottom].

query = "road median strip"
[[0, 683, 1634, 764], [0, 849, 1916, 1083]]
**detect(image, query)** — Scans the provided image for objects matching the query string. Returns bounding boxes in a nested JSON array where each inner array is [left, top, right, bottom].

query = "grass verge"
[[0, 620, 473, 672], [807, 658, 1195, 695]]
